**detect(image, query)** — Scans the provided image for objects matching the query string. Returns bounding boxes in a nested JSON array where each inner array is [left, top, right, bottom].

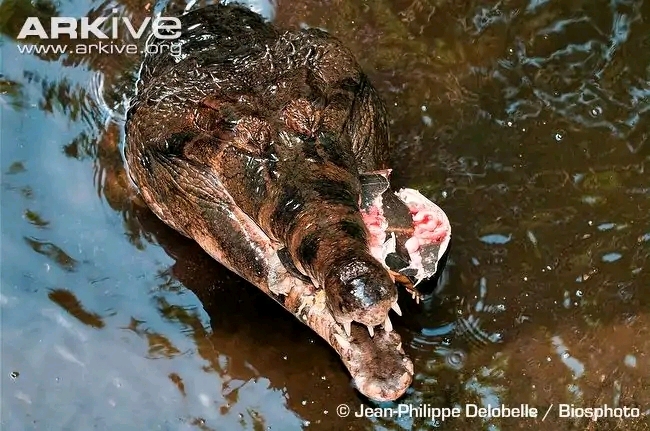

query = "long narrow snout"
[[258, 130, 399, 335]]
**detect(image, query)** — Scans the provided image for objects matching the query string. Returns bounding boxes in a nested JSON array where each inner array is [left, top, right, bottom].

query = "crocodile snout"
[[325, 257, 398, 336]]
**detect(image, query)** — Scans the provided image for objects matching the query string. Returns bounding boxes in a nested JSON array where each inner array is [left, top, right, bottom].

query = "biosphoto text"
[[15, 11, 183, 56]]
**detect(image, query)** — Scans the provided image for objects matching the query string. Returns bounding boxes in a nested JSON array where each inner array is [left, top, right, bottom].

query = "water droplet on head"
[[554, 131, 564, 141]]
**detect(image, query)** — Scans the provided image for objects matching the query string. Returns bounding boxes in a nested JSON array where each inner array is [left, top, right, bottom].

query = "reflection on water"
[[1, 0, 649, 429]]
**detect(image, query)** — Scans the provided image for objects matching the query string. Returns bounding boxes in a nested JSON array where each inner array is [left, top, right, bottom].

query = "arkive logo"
[[17, 10, 181, 40]]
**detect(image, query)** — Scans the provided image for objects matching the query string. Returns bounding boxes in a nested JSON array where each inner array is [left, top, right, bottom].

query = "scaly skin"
[[125, 4, 410, 399], [126, 4, 400, 332]]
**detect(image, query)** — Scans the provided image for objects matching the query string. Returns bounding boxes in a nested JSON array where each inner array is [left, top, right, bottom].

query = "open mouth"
[[360, 170, 452, 298]]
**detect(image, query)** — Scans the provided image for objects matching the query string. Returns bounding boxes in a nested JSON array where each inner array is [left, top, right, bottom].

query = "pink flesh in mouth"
[[360, 194, 390, 264], [403, 194, 450, 251], [397, 188, 451, 281], [361, 187, 451, 281]]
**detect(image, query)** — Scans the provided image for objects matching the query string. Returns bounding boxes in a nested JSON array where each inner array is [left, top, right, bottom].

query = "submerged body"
[[125, 4, 450, 400]]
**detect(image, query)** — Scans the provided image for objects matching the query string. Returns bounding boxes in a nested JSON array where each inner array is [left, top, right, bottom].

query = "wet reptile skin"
[[125, 3, 413, 400]]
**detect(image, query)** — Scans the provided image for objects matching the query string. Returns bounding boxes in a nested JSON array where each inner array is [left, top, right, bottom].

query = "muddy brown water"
[[1, 0, 649, 430]]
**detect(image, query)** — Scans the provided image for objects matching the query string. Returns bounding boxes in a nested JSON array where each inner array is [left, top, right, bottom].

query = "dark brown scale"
[[125, 4, 397, 329]]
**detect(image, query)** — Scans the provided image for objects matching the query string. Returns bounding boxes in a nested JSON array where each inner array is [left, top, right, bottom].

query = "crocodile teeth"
[[391, 302, 402, 316], [342, 321, 351, 337], [334, 334, 350, 350], [367, 325, 375, 337], [384, 316, 393, 333], [397, 342, 402, 352]]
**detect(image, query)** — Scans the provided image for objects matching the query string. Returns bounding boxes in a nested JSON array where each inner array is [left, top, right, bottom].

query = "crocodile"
[[124, 3, 450, 401]]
